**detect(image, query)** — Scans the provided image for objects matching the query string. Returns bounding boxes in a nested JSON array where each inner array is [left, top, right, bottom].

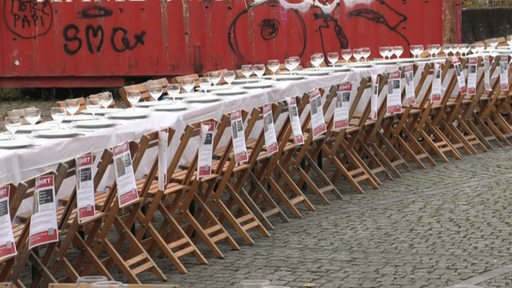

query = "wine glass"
[[24, 107, 41, 133], [327, 52, 339, 68], [341, 49, 352, 63], [410, 44, 424, 58], [352, 48, 363, 62], [64, 98, 80, 123], [267, 59, 280, 79], [361, 47, 371, 61], [241, 64, 253, 83], [284, 58, 294, 74], [253, 64, 266, 81], [76, 275, 108, 287], [4, 116, 20, 141], [426, 44, 439, 58], [486, 38, 498, 53], [223, 70, 236, 87], [167, 83, 180, 102], [86, 96, 100, 120], [507, 35, 512, 48], [208, 71, 221, 87], [148, 82, 163, 101], [126, 90, 141, 110], [199, 77, 211, 95], [310, 53, 323, 70], [99, 92, 113, 111], [459, 43, 470, 57], [471, 42, 484, 55], [181, 77, 195, 94], [289, 56, 300, 73], [51, 107, 66, 130], [393, 46, 403, 59]]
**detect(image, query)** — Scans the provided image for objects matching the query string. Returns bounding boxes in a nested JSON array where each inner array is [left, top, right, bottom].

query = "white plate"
[[242, 81, 274, 89], [296, 69, 330, 76], [195, 85, 231, 92], [346, 63, 373, 68], [35, 129, 83, 138], [183, 95, 222, 103], [81, 108, 122, 115], [263, 75, 305, 81], [0, 139, 34, 149], [0, 133, 11, 141], [136, 100, 173, 107], [107, 110, 151, 119], [17, 123, 53, 133], [73, 119, 117, 128], [174, 92, 204, 99], [231, 78, 259, 84], [63, 114, 95, 122], [152, 103, 188, 111], [213, 89, 248, 96]]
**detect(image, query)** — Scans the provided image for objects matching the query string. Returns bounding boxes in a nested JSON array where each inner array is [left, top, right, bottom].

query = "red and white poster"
[[404, 65, 416, 105], [198, 122, 215, 178], [467, 57, 478, 96], [309, 88, 326, 139], [29, 175, 59, 249], [263, 103, 279, 156], [431, 63, 442, 103], [370, 75, 379, 120], [334, 83, 351, 130], [499, 55, 509, 92], [231, 110, 249, 164], [452, 57, 467, 94], [113, 142, 139, 208], [76, 154, 95, 222], [0, 185, 16, 260], [483, 55, 491, 91], [158, 129, 169, 191], [287, 97, 304, 145], [387, 70, 402, 114]]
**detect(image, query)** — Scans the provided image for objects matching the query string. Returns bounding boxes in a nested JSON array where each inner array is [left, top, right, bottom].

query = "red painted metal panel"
[[0, 0, 444, 88]]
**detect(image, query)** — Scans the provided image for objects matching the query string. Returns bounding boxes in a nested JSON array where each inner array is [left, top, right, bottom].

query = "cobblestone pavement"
[[113, 146, 512, 288]]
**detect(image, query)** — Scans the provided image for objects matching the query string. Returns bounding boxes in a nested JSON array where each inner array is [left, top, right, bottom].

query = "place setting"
[[0, 116, 36, 149]]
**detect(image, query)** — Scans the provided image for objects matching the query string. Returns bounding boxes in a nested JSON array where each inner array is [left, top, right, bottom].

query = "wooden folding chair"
[[119, 78, 170, 107]]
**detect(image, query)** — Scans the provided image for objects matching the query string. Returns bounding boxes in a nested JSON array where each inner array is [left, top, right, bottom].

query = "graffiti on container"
[[62, 5, 146, 55], [4, 0, 53, 39]]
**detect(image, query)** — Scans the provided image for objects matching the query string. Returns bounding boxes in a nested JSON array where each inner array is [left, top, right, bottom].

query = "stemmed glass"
[[181, 77, 195, 94], [427, 44, 440, 58], [199, 77, 211, 95], [223, 70, 236, 87], [4, 116, 20, 141], [284, 58, 294, 74], [471, 42, 485, 55], [352, 48, 363, 62], [208, 71, 221, 87], [507, 35, 512, 48], [241, 64, 253, 83], [459, 43, 470, 57], [327, 52, 339, 68], [361, 47, 371, 61], [126, 90, 141, 110], [167, 83, 180, 102], [76, 275, 108, 287], [24, 107, 41, 133], [253, 64, 266, 81], [86, 96, 100, 120], [148, 82, 163, 102], [99, 92, 113, 111], [51, 107, 66, 130], [267, 60, 280, 79], [486, 38, 498, 53], [341, 49, 352, 63], [310, 53, 324, 70], [64, 98, 80, 123], [289, 56, 300, 73], [410, 44, 424, 58], [393, 46, 403, 59]]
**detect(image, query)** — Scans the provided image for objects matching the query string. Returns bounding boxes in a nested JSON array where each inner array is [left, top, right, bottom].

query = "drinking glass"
[[486, 38, 498, 53], [4, 116, 20, 141], [199, 77, 211, 95], [443, 44, 453, 57], [24, 107, 41, 132], [410, 44, 424, 58], [267, 59, 280, 78], [289, 56, 300, 73], [76, 275, 108, 287], [181, 77, 195, 94], [167, 83, 180, 102], [148, 82, 163, 101], [361, 47, 371, 61], [310, 52, 324, 70], [341, 49, 352, 63], [352, 48, 363, 62], [241, 64, 253, 83], [507, 35, 512, 48], [208, 71, 221, 87], [284, 59, 294, 74], [91, 281, 123, 288], [426, 44, 440, 58], [223, 70, 236, 87], [239, 279, 271, 288], [471, 42, 484, 54], [393, 46, 403, 59], [459, 43, 470, 57], [253, 64, 266, 81], [126, 90, 141, 110], [327, 52, 339, 67], [99, 92, 113, 111], [86, 96, 100, 120], [51, 107, 66, 130], [64, 98, 80, 123]]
